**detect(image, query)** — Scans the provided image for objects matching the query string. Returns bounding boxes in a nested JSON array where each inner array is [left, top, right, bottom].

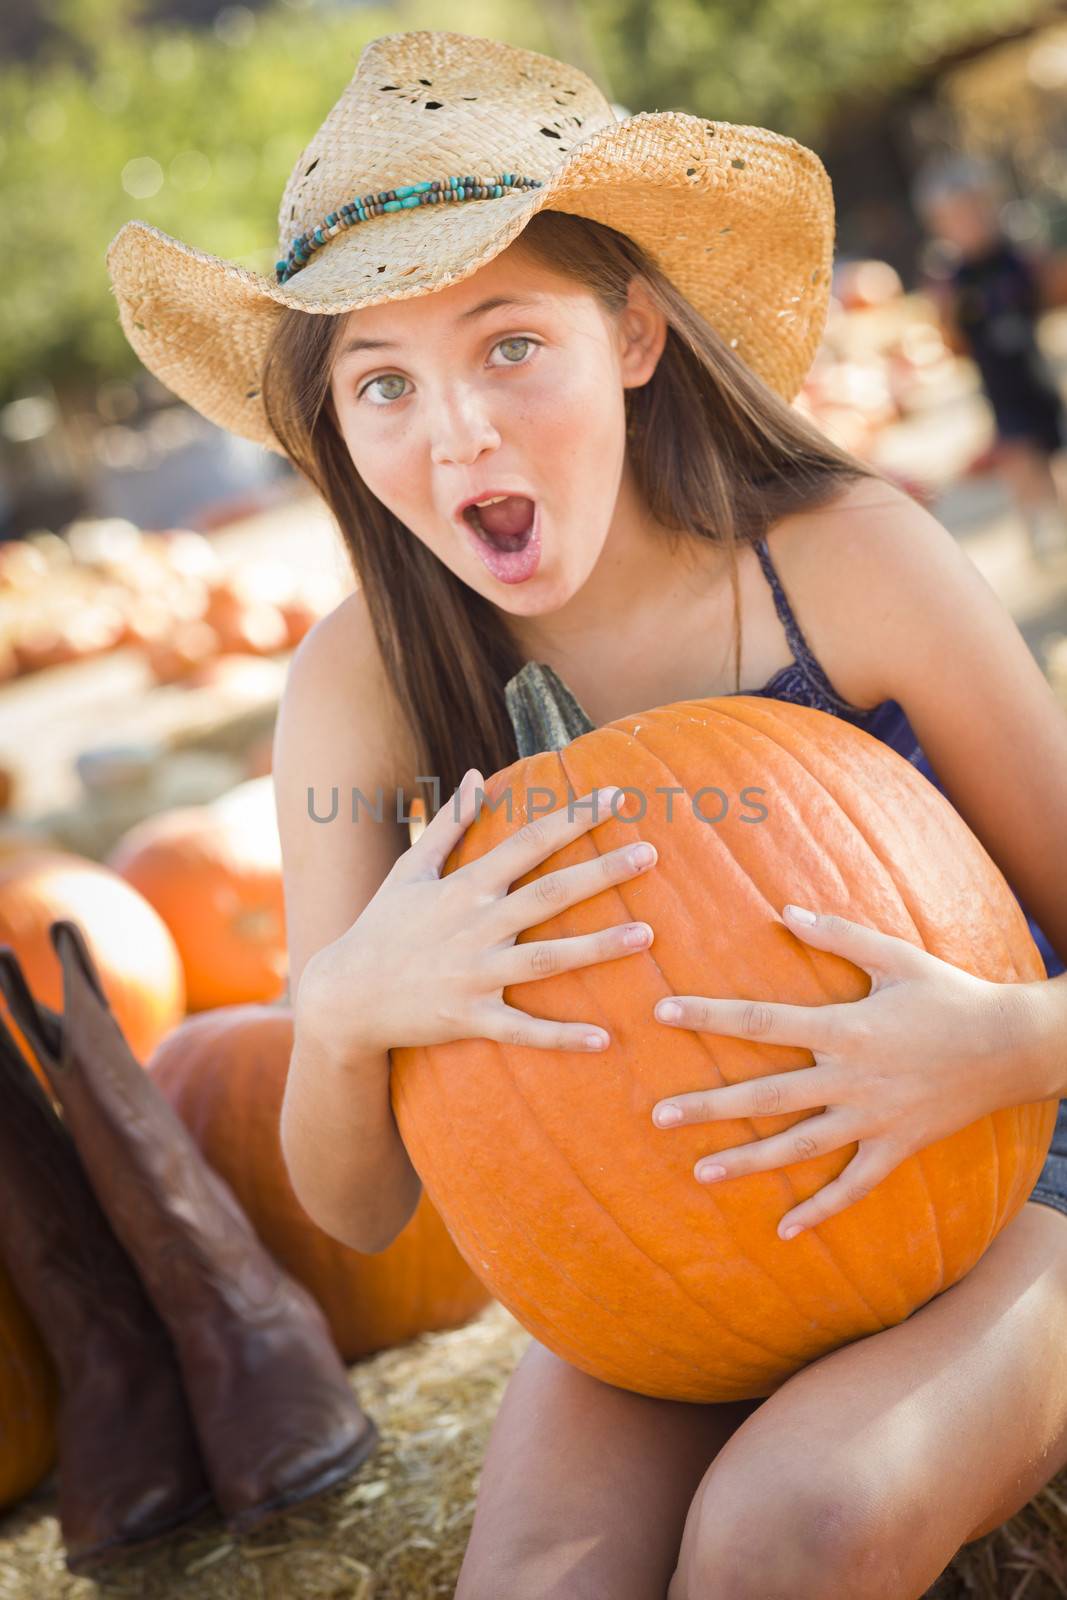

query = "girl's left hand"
[[650, 903, 1042, 1241]]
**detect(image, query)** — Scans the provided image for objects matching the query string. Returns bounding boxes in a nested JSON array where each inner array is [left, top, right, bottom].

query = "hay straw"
[[1, 1299, 1065, 1597]]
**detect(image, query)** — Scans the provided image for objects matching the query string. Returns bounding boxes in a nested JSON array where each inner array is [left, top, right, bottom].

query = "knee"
[[671, 1463, 897, 1600]]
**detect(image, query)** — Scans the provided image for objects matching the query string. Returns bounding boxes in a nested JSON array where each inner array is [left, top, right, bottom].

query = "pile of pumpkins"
[[0, 773, 486, 1515], [0, 520, 342, 687]]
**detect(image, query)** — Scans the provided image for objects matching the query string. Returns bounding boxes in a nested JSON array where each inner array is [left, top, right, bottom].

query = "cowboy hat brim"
[[105, 110, 834, 458]]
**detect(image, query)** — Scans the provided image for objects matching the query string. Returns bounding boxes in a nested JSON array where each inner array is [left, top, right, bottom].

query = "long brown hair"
[[261, 209, 891, 814]]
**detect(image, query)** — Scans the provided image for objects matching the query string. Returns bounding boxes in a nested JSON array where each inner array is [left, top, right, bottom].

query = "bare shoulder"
[[278, 585, 418, 793], [763, 475, 966, 711], [288, 584, 381, 692]]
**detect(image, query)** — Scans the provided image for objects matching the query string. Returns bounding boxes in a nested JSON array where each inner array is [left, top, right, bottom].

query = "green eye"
[[358, 335, 537, 407], [363, 373, 408, 403]]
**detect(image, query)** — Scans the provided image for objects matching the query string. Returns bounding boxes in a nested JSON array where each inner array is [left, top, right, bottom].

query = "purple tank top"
[[740, 537, 1063, 980]]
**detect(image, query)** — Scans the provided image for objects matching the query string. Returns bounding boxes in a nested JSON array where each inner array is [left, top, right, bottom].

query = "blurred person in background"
[[914, 153, 1067, 565]]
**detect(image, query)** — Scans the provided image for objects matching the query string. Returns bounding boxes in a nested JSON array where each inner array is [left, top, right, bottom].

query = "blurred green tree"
[[591, 0, 1046, 134], [0, 0, 1048, 407]]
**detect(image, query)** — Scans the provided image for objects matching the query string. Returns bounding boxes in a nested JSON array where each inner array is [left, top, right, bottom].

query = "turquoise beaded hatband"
[[275, 172, 544, 286], [105, 31, 837, 456]]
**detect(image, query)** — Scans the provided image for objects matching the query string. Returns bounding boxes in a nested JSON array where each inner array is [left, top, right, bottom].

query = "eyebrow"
[[334, 294, 548, 362]]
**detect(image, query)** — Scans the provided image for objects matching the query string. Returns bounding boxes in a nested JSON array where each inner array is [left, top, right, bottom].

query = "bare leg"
[[667, 1201, 1067, 1600], [454, 1337, 761, 1600]]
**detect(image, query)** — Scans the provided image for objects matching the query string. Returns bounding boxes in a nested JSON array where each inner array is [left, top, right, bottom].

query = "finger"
[[474, 1000, 610, 1054], [774, 1143, 900, 1240], [782, 905, 928, 979], [651, 1065, 830, 1128], [687, 1110, 842, 1187], [495, 837, 658, 941], [406, 768, 485, 879], [654, 993, 843, 1054], [494, 920, 653, 985], [472, 784, 630, 893]]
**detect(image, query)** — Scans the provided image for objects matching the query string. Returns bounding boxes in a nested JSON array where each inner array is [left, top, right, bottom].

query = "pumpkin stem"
[[505, 662, 596, 756]]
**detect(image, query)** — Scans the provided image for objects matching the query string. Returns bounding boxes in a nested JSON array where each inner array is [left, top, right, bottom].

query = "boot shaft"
[[0, 1020, 168, 1383], [0, 917, 379, 1532], [0, 1000, 212, 1572], [2, 923, 286, 1315]]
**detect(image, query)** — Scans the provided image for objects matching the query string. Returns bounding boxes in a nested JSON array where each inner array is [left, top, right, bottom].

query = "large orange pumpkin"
[[390, 665, 1059, 1402], [107, 777, 286, 1011], [0, 850, 186, 1078], [0, 1264, 57, 1511], [148, 1005, 492, 1359]]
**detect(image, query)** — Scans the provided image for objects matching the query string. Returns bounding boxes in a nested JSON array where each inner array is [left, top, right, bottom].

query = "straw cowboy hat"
[[105, 29, 836, 459]]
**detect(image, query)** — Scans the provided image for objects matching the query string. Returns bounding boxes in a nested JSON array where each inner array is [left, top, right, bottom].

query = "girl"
[[107, 30, 1067, 1599]]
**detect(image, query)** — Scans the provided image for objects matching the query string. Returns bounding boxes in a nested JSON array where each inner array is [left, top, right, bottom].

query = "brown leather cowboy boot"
[[0, 1007, 212, 1573], [0, 920, 379, 1536]]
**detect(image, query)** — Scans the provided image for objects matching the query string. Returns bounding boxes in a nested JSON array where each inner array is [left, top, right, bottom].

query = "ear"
[[617, 275, 667, 391]]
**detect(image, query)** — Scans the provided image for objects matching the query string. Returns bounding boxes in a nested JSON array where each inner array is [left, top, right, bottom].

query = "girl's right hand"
[[297, 767, 658, 1058]]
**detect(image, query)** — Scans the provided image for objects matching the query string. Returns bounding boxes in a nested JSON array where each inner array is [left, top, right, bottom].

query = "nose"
[[429, 384, 501, 467]]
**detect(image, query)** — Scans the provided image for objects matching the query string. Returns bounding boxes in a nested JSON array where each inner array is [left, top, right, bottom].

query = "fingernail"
[[785, 904, 817, 924], [631, 844, 655, 868], [585, 1033, 608, 1050], [654, 1104, 683, 1126], [624, 923, 650, 947], [657, 1000, 682, 1022], [697, 1163, 727, 1182], [780, 1224, 804, 1240]]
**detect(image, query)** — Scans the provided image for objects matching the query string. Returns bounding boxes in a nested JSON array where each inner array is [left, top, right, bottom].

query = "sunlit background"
[[2, 6, 1067, 1592]]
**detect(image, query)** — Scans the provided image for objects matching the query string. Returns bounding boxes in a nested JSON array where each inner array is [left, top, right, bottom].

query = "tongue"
[[476, 496, 535, 544]]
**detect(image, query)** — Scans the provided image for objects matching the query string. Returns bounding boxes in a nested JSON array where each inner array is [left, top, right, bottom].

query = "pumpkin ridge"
[[714, 700, 1026, 990], [551, 735, 862, 1355], [726, 701, 1028, 979], [595, 710, 950, 1330], [557, 706, 953, 1329], [692, 708, 956, 1295], [513, 1037, 807, 1369], [722, 704, 1040, 1271], [562, 721, 898, 1336], [553, 732, 861, 1345], [401, 1034, 765, 1388], [557, 722, 759, 1013], [666, 704, 918, 966], [651, 708, 859, 961], [719, 704, 1027, 1267], [585, 723, 876, 1324]]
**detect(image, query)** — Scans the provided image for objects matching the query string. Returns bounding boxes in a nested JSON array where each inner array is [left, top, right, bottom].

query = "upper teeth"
[[473, 495, 509, 507]]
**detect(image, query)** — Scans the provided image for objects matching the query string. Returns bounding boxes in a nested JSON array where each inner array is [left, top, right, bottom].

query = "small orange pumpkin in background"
[[390, 665, 1059, 1403], [148, 1004, 492, 1360], [0, 1264, 58, 1512], [0, 850, 185, 1080], [107, 777, 286, 1012]]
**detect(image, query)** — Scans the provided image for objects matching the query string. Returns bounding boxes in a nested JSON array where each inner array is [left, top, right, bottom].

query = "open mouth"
[[463, 495, 536, 550]]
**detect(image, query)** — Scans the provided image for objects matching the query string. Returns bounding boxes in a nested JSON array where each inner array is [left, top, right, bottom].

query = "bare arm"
[[1016, 974, 1067, 1100], [274, 589, 423, 1253], [810, 485, 1067, 968], [798, 482, 1067, 1096]]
